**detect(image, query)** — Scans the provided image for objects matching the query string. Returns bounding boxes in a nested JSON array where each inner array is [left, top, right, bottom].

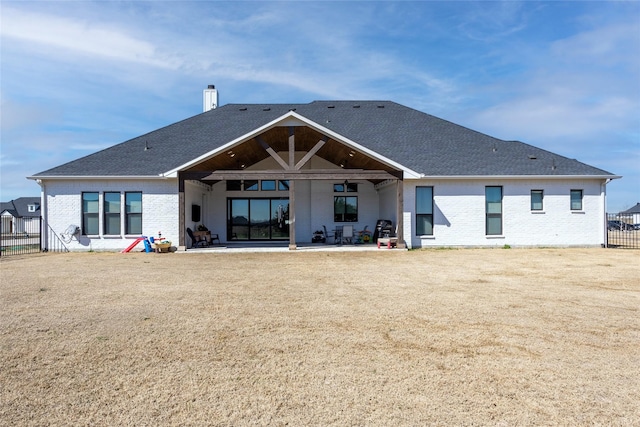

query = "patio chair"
[[198, 224, 220, 245], [342, 224, 354, 244], [207, 232, 221, 245], [322, 225, 335, 244], [187, 227, 208, 248]]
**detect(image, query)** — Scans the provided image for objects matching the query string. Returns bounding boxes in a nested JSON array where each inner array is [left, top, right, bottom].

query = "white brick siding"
[[41, 173, 608, 251], [43, 179, 178, 251], [402, 178, 607, 248]]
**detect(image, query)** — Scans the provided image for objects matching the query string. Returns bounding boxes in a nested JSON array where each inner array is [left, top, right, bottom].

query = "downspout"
[[396, 179, 406, 249], [37, 180, 47, 251]]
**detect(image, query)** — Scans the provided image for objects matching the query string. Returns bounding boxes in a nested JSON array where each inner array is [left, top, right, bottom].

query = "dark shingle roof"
[[621, 203, 640, 214], [0, 197, 41, 218], [32, 101, 615, 178]]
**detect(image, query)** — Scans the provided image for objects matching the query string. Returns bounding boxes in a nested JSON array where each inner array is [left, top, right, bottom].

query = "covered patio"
[[174, 117, 406, 250], [176, 240, 391, 253]]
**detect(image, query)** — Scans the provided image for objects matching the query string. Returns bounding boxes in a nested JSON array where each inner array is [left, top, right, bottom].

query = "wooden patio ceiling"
[[183, 125, 401, 183]]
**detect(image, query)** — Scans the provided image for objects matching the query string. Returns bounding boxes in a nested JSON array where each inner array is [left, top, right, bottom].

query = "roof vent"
[[353, 105, 360, 108], [528, 155, 537, 160], [377, 104, 384, 108], [263, 107, 271, 111], [239, 107, 247, 111], [328, 105, 335, 109]]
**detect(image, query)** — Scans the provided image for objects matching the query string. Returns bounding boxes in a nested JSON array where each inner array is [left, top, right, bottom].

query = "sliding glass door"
[[227, 198, 289, 240]]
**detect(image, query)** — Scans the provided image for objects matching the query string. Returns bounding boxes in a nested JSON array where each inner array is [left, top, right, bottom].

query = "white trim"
[[30, 173, 620, 181], [27, 175, 172, 181], [163, 111, 422, 179], [410, 175, 621, 180], [374, 179, 396, 190]]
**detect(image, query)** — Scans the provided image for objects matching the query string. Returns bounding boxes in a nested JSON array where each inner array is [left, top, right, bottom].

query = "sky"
[[1, 1, 638, 212]]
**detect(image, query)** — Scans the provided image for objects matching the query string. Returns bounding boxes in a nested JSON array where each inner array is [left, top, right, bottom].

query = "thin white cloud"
[[464, 13, 640, 147], [471, 94, 637, 141], [1, 3, 456, 104], [456, 1, 530, 42], [0, 153, 22, 167], [0, 97, 60, 131], [551, 22, 640, 67], [1, 7, 179, 69]]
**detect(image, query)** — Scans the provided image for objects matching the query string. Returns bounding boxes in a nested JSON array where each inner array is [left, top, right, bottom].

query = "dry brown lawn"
[[1, 248, 639, 426]]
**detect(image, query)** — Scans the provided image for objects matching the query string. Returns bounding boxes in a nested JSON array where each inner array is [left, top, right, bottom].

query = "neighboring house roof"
[[621, 203, 640, 214], [31, 101, 616, 178], [0, 197, 41, 218]]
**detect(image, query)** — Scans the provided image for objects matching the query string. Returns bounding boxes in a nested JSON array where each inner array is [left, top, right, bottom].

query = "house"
[[28, 87, 619, 251], [620, 203, 640, 225], [1, 197, 41, 235]]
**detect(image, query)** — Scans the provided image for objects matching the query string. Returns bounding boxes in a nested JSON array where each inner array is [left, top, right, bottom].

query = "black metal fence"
[[1, 216, 42, 256], [606, 213, 639, 249], [0, 217, 70, 256]]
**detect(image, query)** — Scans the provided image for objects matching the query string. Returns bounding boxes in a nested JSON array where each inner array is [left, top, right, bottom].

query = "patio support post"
[[178, 173, 186, 250], [288, 126, 297, 250], [39, 181, 48, 251], [396, 179, 406, 249], [289, 180, 296, 250]]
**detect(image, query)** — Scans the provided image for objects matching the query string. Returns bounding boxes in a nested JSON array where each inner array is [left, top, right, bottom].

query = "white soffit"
[[27, 175, 171, 180], [408, 175, 622, 180]]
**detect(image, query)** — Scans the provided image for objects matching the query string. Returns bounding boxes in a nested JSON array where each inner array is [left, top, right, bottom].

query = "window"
[[125, 192, 142, 235], [485, 186, 503, 235], [227, 197, 289, 240], [416, 186, 434, 235], [226, 180, 242, 191], [531, 190, 543, 211], [261, 180, 276, 191], [104, 192, 121, 235], [244, 180, 259, 191], [333, 182, 358, 222], [228, 180, 289, 191], [278, 180, 290, 191], [82, 192, 99, 235], [334, 196, 358, 222], [334, 182, 358, 193], [570, 189, 583, 210]]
